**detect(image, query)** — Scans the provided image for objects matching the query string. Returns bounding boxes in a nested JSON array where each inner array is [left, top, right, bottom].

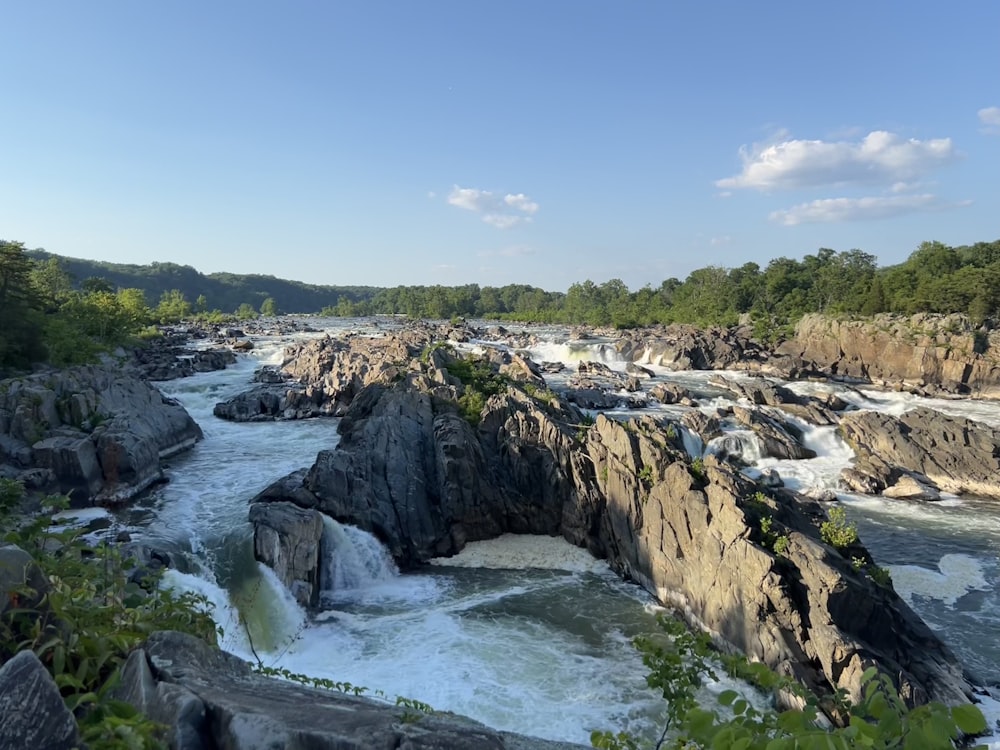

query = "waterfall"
[[705, 430, 762, 464], [321, 516, 399, 595], [679, 424, 704, 458]]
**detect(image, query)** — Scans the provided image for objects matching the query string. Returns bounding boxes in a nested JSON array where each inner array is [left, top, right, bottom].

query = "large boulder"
[[0, 650, 78, 750], [838, 407, 1000, 498], [116, 630, 586, 750], [616, 324, 764, 370], [249, 501, 325, 606], [0, 366, 203, 504]]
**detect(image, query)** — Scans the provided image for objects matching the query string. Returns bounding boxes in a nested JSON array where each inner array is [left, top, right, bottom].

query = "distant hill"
[[26, 250, 379, 314]]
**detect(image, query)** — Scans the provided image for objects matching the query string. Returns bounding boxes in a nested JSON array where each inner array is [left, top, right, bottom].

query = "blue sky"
[[2, 2, 998, 292]]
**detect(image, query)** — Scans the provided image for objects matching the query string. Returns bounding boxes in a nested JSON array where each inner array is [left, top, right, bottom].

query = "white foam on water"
[[275, 576, 664, 744], [680, 424, 704, 458], [526, 340, 629, 369], [429, 533, 610, 573], [51, 507, 111, 527], [888, 554, 991, 607]]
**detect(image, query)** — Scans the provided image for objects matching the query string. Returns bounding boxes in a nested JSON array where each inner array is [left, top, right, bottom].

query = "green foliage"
[[867, 564, 893, 587], [772, 534, 790, 556], [637, 465, 653, 483], [16, 237, 1000, 328], [443, 355, 508, 426], [234, 302, 258, 320], [260, 297, 278, 316], [821, 505, 859, 550], [592, 614, 988, 750], [688, 457, 706, 481], [1, 479, 218, 748]]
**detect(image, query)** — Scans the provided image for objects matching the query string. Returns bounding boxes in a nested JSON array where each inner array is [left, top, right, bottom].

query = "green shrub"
[[1, 479, 218, 748], [821, 505, 859, 549], [592, 614, 987, 750]]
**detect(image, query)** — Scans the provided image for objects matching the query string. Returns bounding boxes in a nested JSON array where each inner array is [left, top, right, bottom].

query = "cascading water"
[[705, 429, 762, 464], [320, 516, 398, 597]]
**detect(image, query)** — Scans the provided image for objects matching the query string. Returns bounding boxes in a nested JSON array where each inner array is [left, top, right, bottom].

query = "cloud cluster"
[[770, 194, 968, 226], [447, 186, 539, 229], [719, 129, 966, 225], [717, 131, 957, 191], [980, 107, 1000, 134]]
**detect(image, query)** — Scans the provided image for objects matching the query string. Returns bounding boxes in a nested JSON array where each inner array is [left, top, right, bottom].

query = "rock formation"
[[0, 366, 203, 504], [775, 313, 1000, 398], [838, 407, 1000, 499], [250, 340, 974, 711]]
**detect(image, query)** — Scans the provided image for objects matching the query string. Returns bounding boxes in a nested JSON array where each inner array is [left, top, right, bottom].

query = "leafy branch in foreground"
[[592, 614, 988, 750], [1, 478, 218, 748]]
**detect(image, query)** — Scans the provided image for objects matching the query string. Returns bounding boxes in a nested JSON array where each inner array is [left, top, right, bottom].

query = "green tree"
[[156, 289, 193, 323], [0, 240, 47, 370], [260, 297, 278, 316], [234, 302, 258, 320]]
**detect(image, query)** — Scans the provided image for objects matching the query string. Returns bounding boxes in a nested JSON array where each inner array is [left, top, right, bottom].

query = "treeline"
[[5, 238, 999, 373], [2, 240, 282, 373], [25, 249, 376, 315], [330, 240, 1000, 338]]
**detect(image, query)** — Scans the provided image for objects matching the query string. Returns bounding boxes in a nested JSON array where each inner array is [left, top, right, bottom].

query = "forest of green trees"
[[3, 238, 999, 374]]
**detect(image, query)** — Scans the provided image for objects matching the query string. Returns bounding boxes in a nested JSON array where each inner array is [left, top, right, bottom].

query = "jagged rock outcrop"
[[0, 650, 79, 750], [708, 375, 840, 425], [838, 407, 1000, 498], [616, 324, 765, 370], [0, 366, 202, 504], [116, 630, 586, 750], [775, 313, 1000, 398], [254, 361, 973, 711], [585, 416, 970, 708]]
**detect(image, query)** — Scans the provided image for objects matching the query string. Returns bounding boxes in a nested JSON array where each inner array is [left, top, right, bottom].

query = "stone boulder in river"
[[838, 406, 1000, 499]]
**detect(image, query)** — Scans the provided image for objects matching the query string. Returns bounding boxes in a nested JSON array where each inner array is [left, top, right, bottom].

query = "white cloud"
[[447, 185, 539, 228], [717, 131, 958, 191], [769, 194, 969, 226], [979, 106, 1000, 134]]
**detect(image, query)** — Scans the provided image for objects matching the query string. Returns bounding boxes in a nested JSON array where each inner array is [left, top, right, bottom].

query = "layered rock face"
[[839, 407, 1000, 499], [0, 366, 202, 504], [585, 417, 970, 708], [251, 340, 974, 710], [776, 313, 1000, 398]]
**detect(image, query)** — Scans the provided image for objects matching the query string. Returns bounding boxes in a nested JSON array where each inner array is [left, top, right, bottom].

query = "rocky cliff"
[[775, 313, 1000, 398]]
